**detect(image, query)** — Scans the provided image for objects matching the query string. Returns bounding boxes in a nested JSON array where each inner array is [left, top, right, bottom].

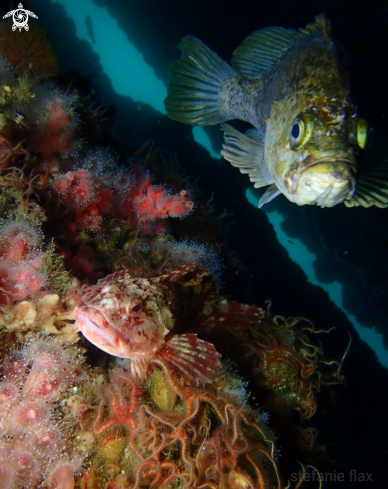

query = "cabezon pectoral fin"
[[159, 333, 222, 384], [344, 162, 388, 208]]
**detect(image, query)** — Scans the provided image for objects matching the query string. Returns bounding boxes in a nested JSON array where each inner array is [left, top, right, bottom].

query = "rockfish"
[[165, 15, 388, 208], [74, 264, 264, 383]]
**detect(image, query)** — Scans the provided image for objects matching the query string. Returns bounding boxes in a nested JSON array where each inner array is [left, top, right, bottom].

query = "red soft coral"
[[130, 177, 194, 233]]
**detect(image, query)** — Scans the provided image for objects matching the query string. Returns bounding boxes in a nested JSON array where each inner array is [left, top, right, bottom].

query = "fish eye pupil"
[[132, 304, 141, 312], [291, 123, 300, 139]]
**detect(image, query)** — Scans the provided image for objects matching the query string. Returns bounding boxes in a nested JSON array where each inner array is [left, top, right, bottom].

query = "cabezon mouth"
[[75, 311, 120, 349]]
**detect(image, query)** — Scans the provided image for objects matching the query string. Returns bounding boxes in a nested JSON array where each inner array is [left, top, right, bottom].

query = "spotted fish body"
[[75, 264, 264, 383], [165, 15, 388, 208]]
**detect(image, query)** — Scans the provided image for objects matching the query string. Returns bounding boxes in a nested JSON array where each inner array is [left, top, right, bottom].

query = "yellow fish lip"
[[284, 149, 358, 194]]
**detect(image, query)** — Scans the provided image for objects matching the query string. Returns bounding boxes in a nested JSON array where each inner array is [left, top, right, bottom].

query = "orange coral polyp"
[[8, 262, 47, 300], [10, 400, 50, 429], [32, 426, 62, 451], [52, 173, 73, 196], [0, 222, 42, 263], [134, 195, 152, 215], [0, 382, 19, 407], [148, 186, 167, 204]]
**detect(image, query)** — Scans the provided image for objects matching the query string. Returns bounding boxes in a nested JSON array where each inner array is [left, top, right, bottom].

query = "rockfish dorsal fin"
[[231, 26, 303, 79], [344, 162, 388, 208], [221, 123, 273, 188]]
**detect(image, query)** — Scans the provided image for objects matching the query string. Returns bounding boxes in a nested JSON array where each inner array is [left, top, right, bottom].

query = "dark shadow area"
[[9, 0, 388, 486]]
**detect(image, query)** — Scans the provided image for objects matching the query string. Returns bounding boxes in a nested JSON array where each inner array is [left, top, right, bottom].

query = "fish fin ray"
[[165, 35, 236, 125], [345, 162, 388, 208], [130, 358, 149, 380], [97, 270, 127, 286], [245, 127, 265, 143], [258, 184, 281, 207], [221, 123, 273, 187], [231, 27, 303, 79], [160, 334, 222, 384]]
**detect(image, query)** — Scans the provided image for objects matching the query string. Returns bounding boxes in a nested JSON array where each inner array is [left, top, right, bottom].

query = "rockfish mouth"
[[284, 149, 358, 195]]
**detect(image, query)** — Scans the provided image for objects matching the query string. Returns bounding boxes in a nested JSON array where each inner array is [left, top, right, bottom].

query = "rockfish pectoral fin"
[[344, 162, 388, 208], [164, 35, 236, 125], [160, 333, 222, 384], [258, 184, 282, 207], [221, 123, 273, 188]]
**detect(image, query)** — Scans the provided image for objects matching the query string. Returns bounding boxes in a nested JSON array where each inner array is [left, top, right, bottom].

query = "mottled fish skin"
[[74, 265, 265, 383], [259, 18, 359, 207], [165, 15, 376, 208], [74, 265, 225, 383]]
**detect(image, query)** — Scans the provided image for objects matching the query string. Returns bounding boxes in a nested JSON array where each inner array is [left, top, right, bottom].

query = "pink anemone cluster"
[[0, 340, 85, 488], [0, 221, 48, 304]]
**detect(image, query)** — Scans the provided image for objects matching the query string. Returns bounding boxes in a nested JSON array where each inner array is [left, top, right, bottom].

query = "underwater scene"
[[0, 0, 387, 487]]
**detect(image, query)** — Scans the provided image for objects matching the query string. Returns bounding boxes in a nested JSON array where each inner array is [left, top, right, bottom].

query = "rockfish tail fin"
[[165, 35, 236, 125], [344, 162, 388, 208], [160, 333, 222, 384]]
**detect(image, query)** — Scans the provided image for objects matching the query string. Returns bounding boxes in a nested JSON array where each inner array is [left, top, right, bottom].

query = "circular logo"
[[12, 8, 29, 31]]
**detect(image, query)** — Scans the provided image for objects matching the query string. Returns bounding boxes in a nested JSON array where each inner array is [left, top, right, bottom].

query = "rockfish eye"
[[290, 118, 304, 144], [289, 115, 314, 149], [291, 121, 301, 139], [126, 301, 143, 317], [357, 118, 369, 149]]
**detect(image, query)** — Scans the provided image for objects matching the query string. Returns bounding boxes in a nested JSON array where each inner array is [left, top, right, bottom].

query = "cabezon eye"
[[125, 301, 143, 317]]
